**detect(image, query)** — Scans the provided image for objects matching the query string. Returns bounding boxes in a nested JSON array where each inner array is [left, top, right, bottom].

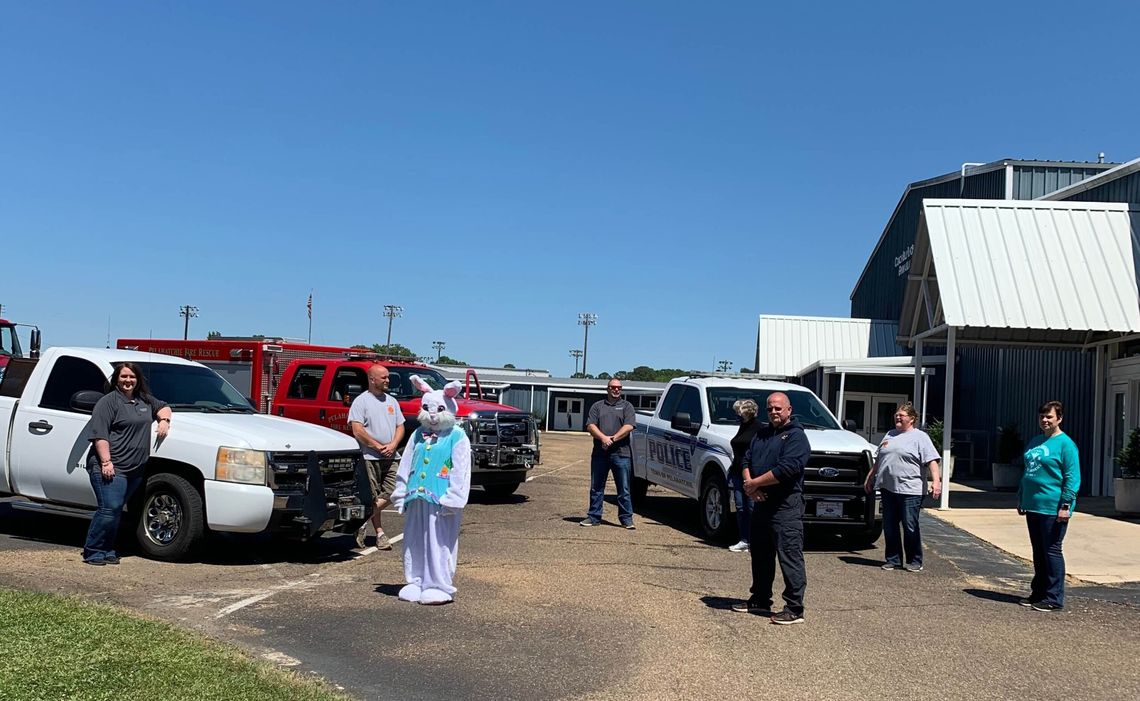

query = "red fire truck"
[[116, 338, 354, 414], [117, 338, 541, 495]]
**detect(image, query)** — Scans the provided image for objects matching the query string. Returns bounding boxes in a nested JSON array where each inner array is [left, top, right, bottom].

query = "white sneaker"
[[728, 540, 749, 552]]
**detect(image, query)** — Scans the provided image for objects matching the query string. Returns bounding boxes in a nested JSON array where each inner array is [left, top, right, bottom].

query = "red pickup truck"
[[116, 339, 541, 497], [273, 356, 540, 496]]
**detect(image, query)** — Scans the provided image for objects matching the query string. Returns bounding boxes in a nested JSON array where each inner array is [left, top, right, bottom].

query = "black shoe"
[[103, 555, 120, 565], [1018, 596, 1039, 607], [770, 610, 805, 625], [1030, 601, 1063, 612], [881, 563, 901, 570], [83, 558, 106, 566], [579, 518, 601, 527], [730, 600, 772, 615], [622, 522, 635, 530]]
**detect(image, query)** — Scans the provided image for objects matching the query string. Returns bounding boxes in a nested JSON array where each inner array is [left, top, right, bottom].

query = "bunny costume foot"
[[390, 375, 472, 604]]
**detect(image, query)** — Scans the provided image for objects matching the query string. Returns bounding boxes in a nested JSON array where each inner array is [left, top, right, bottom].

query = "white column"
[[1093, 344, 1106, 496], [940, 327, 956, 510], [837, 372, 848, 422], [913, 340, 924, 421], [922, 373, 930, 427]]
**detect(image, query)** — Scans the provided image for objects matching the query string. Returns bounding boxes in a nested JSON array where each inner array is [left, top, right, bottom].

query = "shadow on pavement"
[[838, 555, 885, 567], [468, 490, 529, 506], [963, 587, 1022, 604], [374, 583, 404, 598], [699, 595, 741, 611]]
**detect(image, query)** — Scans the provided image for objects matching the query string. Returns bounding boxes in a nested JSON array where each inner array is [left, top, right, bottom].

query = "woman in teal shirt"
[[1017, 400, 1080, 611]]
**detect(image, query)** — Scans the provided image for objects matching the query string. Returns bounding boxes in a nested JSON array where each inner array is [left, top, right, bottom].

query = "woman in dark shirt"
[[728, 399, 760, 552], [83, 362, 172, 565]]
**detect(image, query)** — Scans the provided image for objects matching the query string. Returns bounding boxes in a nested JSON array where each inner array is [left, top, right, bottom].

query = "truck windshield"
[[387, 367, 450, 399], [706, 387, 840, 429], [132, 361, 254, 412], [0, 325, 20, 357]]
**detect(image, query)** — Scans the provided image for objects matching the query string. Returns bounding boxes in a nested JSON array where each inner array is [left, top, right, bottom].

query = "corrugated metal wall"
[[1011, 166, 1113, 200], [1062, 170, 1140, 204], [502, 387, 548, 419], [851, 170, 1007, 321], [950, 347, 1095, 492]]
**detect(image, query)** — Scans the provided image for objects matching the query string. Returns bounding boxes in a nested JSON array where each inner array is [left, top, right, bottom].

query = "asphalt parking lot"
[[2, 432, 1139, 701]]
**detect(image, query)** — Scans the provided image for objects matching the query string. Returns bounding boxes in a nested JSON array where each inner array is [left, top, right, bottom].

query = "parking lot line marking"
[[216, 592, 274, 618], [526, 459, 584, 481], [388, 533, 404, 545]]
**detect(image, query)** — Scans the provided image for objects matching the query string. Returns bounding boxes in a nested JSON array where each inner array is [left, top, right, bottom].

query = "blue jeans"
[[881, 489, 923, 567], [729, 473, 752, 542], [1026, 511, 1068, 607], [588, 451, 633, 525], [83, 467, 144, 562]]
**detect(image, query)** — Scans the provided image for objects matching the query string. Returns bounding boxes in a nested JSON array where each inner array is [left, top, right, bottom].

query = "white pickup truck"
[[0, 347, 371, 560], [630, 375, 881, 543]]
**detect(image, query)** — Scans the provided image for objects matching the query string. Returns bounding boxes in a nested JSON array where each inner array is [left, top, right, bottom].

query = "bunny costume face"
[[411, 374, 463, 434]]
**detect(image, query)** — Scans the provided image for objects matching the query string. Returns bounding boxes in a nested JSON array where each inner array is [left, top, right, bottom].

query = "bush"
[[996, 423, 1023, 464], [1116, 428, 1140, 478], [926, 419, 944, 454]]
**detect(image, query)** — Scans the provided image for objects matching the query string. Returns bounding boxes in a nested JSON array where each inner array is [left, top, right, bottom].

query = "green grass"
[[0, 587, 352, 701]]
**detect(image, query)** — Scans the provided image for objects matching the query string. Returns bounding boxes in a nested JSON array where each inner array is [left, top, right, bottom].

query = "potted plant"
[[991, 423, 1023, 491], [925, 419, 953, 479], [1115, 428, 1140, 515]]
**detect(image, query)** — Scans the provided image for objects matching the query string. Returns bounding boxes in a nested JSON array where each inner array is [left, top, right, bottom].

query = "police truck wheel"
[[699, 471, 731, 541], [135, 473, 204, 561], [630, 476, 649, 508]]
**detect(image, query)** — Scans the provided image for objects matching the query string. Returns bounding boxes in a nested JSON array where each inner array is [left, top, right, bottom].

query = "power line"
[[432, 340, 446, 362], [569, 349, 583, 375]]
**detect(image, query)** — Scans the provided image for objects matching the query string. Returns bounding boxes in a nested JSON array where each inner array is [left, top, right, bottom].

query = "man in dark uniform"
[[732, 391, 810, 624]]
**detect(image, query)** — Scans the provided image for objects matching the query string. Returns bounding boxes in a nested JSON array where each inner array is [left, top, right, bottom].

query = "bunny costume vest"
[[404, 428, 461, 506]]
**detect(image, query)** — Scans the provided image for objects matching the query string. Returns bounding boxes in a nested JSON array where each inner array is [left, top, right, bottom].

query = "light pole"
[[569, 349, 583, 375], [717, 359, 733, 373], [382, 305, 403, 349], [577, 312, 597, 377], [432, 340, 446, 362], [179, 305, 199, 340]]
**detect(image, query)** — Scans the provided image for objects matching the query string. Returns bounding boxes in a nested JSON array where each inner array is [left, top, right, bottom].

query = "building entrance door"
[[843, 392, 909, 443], [554, 398, 584, 431]]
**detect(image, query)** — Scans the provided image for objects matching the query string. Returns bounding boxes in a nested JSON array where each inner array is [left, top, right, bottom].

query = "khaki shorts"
[[365, 457, 398, 503]]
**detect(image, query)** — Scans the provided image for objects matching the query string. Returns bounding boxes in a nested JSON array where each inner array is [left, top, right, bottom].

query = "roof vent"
[[1098, 152, 1106, 163]]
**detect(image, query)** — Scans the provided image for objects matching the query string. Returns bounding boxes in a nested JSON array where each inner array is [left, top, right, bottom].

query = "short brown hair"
[[895, 402, 918, 421], [1038, 400, 1063, 418]]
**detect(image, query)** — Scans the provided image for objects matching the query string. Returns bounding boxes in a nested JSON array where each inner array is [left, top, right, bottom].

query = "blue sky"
[[3, 1, 1138, 376]]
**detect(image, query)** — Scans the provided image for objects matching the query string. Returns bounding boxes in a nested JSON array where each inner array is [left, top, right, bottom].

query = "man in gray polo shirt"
[[349, 365, 406, 550], [582, 379, 637, 529]]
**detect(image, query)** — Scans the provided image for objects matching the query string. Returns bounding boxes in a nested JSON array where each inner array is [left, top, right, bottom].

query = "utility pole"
[[382, 305, 403, 349], [717, 359, 733, 373], [179, 305, 199, 340], [578, 312, 597, 377], [432, 340, 446, 362], [569, 349, 583, 375]]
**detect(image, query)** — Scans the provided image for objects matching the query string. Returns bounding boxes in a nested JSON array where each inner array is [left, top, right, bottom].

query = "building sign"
[[894, 243, 914, 277]]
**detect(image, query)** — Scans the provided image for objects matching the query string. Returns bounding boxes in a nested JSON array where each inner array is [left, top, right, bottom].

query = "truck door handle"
[[663, 433, 674, 441], [319, 409, 326, 420], [28, 420, 53, 434]]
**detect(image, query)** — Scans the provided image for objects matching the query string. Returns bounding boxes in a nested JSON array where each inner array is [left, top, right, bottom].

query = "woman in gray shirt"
[[863, 403, 941, 572]]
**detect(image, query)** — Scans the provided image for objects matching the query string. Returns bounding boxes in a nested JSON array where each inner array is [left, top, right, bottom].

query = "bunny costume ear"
[[442, 381, 463, 414], [409, 375, 434, 394]]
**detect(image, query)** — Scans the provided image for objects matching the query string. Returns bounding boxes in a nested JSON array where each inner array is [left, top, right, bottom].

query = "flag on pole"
[[307, 292, 312, 319]]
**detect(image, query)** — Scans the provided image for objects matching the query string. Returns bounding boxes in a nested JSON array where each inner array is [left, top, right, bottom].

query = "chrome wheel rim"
[[704, 483, 723, 531], [143, 492, 182, 546]]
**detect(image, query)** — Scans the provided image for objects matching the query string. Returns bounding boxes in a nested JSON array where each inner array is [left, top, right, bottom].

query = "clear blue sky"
[[3, 1, 1138, 376]]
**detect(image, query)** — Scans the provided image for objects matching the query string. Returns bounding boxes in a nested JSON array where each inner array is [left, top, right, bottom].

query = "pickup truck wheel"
[[483, 482, 521, 498], [849, 521, 884, 548], [135, 473, 204, 561], [699, 471, 731, 542], [630, 476, 649, 508]]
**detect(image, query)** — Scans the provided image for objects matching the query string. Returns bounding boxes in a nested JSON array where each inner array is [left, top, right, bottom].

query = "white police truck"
[[630, 375, 881, 543]]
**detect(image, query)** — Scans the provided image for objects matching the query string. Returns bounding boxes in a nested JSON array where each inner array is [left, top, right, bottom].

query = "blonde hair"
[[733, 399, 759, 421]]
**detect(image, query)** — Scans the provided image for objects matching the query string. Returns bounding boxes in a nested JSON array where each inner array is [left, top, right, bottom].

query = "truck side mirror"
[[843, 419, 857, 432], [671, 412, 695, 433], [30, 328, 41, 359], [70, 390, 103, 413], [343, 383, 364, 406]]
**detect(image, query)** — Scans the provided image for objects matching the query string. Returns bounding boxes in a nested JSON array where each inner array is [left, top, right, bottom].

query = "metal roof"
[[899, 199, 1140, 345], [1038, 156, 1140, 202], [755, 315, 904, 377]]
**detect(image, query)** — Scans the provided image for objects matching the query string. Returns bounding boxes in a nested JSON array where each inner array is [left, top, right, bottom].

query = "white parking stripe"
[[526, 459, 584, 481]]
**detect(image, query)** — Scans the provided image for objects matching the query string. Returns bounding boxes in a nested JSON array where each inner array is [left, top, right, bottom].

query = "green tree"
[[369, 343, 416, 358], [503, 363, 516, 369], [207, 331, 222, 340], [596, 372, 611, 380], [437, 355, 466, 365]]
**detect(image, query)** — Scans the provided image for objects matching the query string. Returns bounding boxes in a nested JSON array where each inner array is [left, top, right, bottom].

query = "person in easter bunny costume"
[[390, 374, 472, 605]]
